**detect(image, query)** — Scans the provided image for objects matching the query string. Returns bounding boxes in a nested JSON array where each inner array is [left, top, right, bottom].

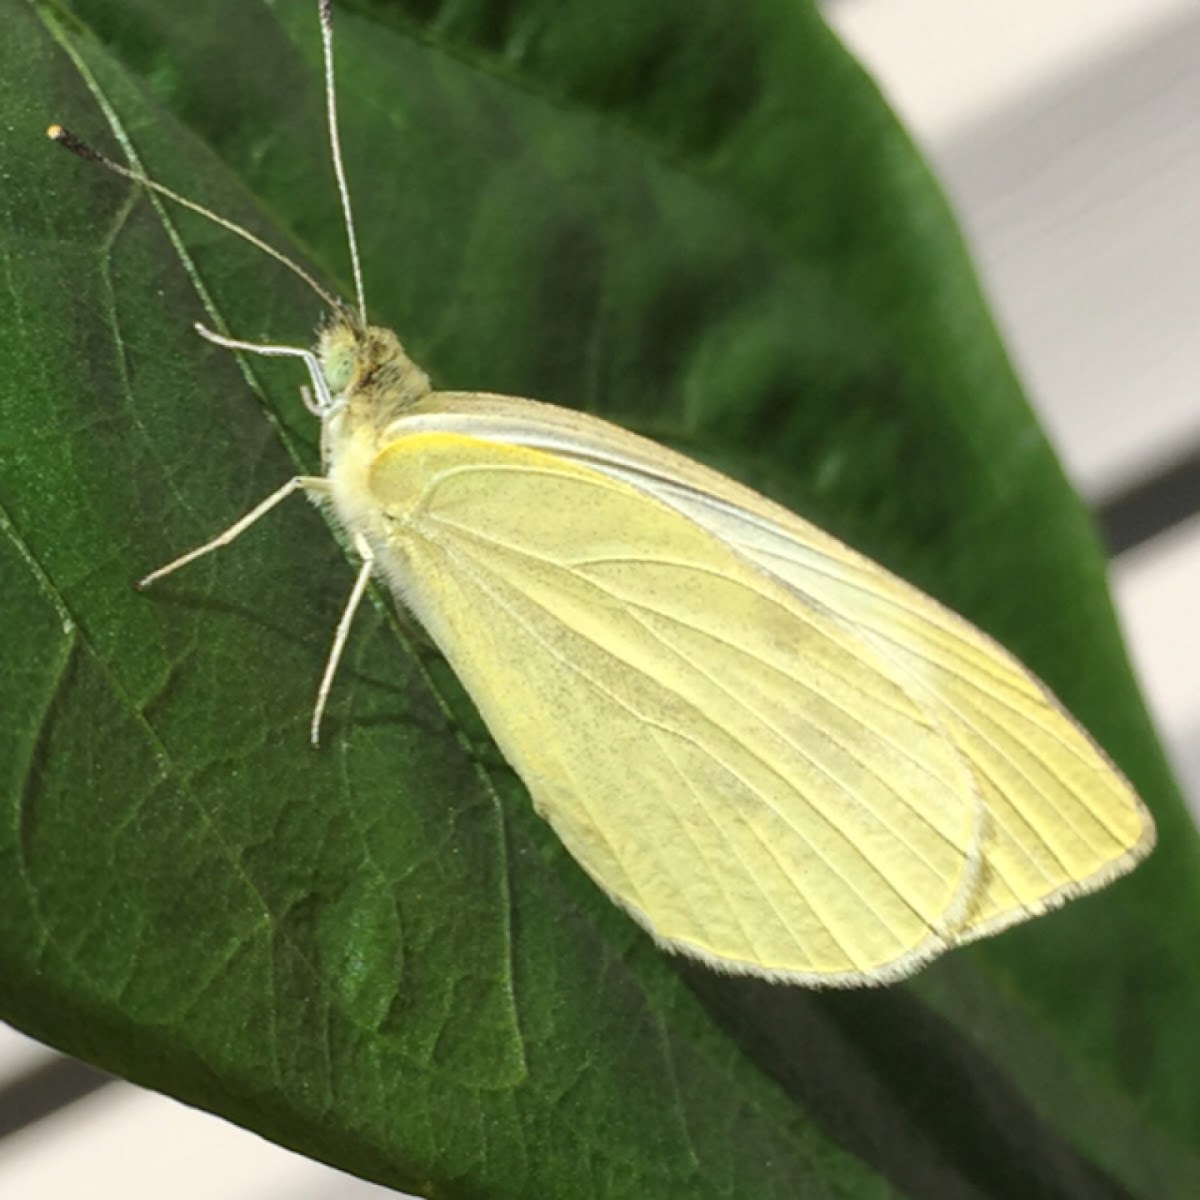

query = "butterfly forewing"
[[366, 418, 984, 983], [377, 393, 1153, 957]]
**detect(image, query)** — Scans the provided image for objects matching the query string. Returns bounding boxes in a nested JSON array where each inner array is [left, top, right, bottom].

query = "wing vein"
[[433, 532, 956, 956], [434, 537, 876, 959]]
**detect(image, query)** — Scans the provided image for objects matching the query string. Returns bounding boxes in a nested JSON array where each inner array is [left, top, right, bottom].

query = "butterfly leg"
[[194, 323, 335, 413], [310, 532, 375, 746], [137, 476, 331, 589], [299, 384, 322, 415]]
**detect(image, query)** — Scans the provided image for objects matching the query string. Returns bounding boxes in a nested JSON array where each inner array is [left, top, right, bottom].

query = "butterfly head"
[[317, 310, 431, 432]]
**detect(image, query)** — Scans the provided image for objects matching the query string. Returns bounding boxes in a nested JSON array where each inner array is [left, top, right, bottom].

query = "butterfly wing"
[[398, 393, 1154, 945], [661, 493, 1157, 941], [366, 419, 983, 985]]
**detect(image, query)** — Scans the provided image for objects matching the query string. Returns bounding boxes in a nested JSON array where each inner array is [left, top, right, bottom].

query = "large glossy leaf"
[[2, 0, 1199, 1196]]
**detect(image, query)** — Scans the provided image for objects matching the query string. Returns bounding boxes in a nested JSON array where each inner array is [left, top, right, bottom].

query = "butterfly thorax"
[[320, 314, 434, 551]]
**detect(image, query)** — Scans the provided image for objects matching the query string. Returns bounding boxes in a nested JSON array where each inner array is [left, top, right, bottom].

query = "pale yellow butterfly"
[[50, 0, 1154, 987]]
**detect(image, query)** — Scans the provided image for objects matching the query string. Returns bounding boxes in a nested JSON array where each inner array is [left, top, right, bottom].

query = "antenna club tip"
[[46, 123, 106, 165]]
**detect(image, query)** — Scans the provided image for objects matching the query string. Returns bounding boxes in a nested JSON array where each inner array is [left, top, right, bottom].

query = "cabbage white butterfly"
[[50, 0, 1153, 986]]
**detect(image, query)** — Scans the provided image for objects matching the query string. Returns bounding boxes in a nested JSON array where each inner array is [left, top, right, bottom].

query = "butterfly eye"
[[321, 342, 357, 395]]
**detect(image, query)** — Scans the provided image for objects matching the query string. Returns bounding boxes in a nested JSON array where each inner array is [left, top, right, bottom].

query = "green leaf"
[[2, 0, 1199, 1196]]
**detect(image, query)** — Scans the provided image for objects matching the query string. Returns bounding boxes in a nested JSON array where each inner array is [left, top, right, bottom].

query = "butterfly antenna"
[[46, 124, 341, 312], [319, 0, 367, 328]]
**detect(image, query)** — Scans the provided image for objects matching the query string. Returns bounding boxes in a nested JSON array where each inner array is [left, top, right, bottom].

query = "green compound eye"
[[322, 347, 354, 393]]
